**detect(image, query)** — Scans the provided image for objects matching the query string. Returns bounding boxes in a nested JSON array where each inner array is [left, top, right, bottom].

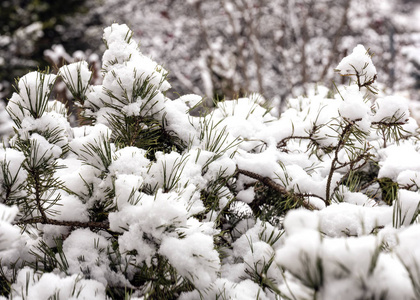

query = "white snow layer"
[[336, 44, 377, 85]]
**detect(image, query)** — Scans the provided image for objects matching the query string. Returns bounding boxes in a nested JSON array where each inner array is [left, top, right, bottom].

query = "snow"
[[378, 142, 420, 182], [102, 24, 139, 68], [235, 145, 283, 178], [317, 202, 393, 237], [0, 147, 27, 194], [102, 24, 170, 92], [17, 71, 57, 115], [339, 188, 377, 206], [17, 111, 72, 149], [108, 190, 190, 262], [0, 203, 19, 251], [369, 253, 415, 300], [179, 278, 270, 300], [282, 208, 319, 234], [276, 229, 323, 286], [54, 155, 97, 197], [63, 229, 113, 286], [59, 61, 92, 96], [242, 240, 275, 273], [177, 94, 203, 109], [338, 85, 372, 129], [236, 187, 255, 204], [277, 208, 419, 299], [336, 44, 377, 85], [27, 133, 63, 167], [113, 174, 143, 208], [372, 95, 410, 123], [146, 151, 187, 190], [51, 193, 89, 222], [159, 232, 220, 290], [69, 123, 113, 171], [10, 267, 107, 300], [396, 190, 420, 226], [164, 98, 197, 143], [394, 224, 420, 285], [84, 85, 111, 115]]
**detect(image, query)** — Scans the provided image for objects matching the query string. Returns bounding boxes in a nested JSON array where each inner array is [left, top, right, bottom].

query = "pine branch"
[[277, 135, 315, 149], [16, 216, 110, 230], [31, 169, 48, 222], [325, 120, 357, 204], [371, 121, 406, 126], [237, 168, 318, 210]]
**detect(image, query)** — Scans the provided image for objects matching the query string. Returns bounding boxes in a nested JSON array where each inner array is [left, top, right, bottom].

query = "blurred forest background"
[[1, 0, 420, 114]]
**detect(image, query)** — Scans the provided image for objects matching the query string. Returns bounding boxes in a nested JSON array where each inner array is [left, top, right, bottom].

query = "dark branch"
[[325, 121, 355, 204], [277, 135, 315, 149], [16, 216, 110, 230], [371, 121, 407, 126], [237, 168, 318, 210]]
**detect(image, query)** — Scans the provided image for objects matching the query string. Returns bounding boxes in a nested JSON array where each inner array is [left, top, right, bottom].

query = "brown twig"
[[16, 216, 110, 230], [237, 168, 318, 210], [325, 121, 355, 204], [371, 121, 407, 126], [30, 169, 48, 223], [277, 135, 315, 149]]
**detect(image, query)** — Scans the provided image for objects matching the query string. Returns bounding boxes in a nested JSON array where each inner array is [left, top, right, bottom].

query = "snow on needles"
[[336, 44, 377, 85]]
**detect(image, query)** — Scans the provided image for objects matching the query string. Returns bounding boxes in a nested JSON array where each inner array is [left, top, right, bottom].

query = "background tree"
[[2, 0, 420, 113], [51, 0, 420, 109], [0, 0, 90, 99]]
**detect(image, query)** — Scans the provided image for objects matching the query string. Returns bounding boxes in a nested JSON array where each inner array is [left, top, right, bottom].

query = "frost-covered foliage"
[[1, 24, 420, 300]]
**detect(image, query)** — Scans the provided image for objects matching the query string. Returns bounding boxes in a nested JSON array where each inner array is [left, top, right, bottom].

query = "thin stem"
[[371, 121, 406, 126], [277, 135, 316, 149], [16, 216, 110, 230], [325, 121, 355, 204], [237, 168, 318, 210], [31, 169, 48, 222]]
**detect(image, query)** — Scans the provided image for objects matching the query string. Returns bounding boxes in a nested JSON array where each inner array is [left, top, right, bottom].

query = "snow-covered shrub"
[[1, 24, 420, 300]]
